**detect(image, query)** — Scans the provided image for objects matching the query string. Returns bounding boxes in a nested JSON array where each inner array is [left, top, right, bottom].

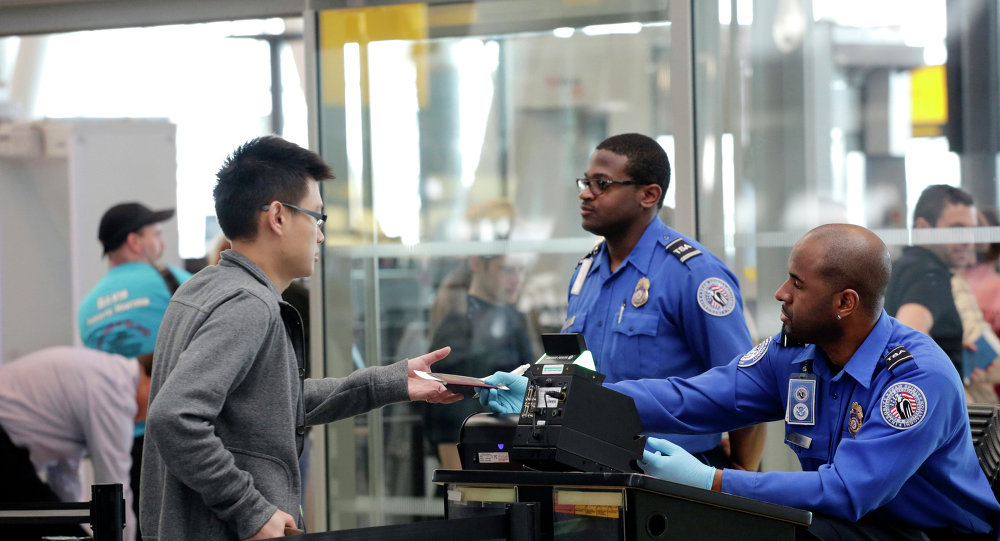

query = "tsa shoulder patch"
[[665, 237, 702, 263], [739, 337, 771, 367], [884, 345, 914, 372], [879, 381, 927, 430], [697, 277, 736, 317]]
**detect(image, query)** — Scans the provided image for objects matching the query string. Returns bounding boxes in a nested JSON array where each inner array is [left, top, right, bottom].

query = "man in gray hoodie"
[[140, 136, 461, 540]]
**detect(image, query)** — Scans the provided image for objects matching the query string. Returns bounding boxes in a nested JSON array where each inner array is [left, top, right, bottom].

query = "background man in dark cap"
[[77, 201, 191, 535], [79, 202, 191, 356]]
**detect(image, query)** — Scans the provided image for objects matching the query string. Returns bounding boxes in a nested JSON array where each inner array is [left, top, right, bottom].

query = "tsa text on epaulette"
[[884, 345, 914, 372], [665, 238, 702, 263]]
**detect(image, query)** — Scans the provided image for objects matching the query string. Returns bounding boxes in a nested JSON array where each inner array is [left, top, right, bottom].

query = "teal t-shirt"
[[79, 263, 191, 438], [79, 263, 191, 357]]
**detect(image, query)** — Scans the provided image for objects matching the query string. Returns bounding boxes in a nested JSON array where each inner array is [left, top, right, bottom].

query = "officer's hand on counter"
[[479, 371, 528, 413], [638, 437, 717, 491]]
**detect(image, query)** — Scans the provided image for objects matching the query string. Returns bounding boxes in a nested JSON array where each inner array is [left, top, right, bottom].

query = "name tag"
[[785, 431, 813, 449]]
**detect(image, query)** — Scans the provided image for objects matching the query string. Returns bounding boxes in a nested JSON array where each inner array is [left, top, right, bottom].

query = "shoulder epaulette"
[[665, 237, 702, 264], [577, 239, 604, 266], [884, 345, 914, 372]]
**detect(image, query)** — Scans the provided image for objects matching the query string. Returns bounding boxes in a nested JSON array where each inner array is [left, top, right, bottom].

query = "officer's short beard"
[[582, 220, 614, 239], [784, 317, 844, 347]]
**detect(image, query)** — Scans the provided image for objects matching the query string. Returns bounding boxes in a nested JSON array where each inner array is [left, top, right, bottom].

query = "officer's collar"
[[836, 311, 891, 388], [615, 215, 668, 275], [588, 216, 668, 277], [786, 311, 890, 388]]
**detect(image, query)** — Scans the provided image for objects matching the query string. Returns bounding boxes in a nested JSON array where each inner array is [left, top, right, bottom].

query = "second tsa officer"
[[564, 133, 764, 470]]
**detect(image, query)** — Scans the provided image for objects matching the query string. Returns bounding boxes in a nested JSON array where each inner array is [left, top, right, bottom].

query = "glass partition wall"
[[315, 0, 676, 529], [314, 0, 997, 529], [685, 0, 973, 484], [691, 0, 966, 342]]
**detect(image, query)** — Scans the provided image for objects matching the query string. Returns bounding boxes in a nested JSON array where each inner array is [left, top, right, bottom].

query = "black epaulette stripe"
[[884, 345, 914, 372], [665, 238, 702, 263]]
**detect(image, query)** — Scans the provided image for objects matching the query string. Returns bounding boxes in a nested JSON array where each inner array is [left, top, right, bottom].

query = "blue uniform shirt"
[[610, 312, 1000, 534], [564, 216, 752, 453]]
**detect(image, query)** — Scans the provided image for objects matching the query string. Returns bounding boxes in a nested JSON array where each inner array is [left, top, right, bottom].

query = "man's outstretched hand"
[[407, 347, 463, 404]]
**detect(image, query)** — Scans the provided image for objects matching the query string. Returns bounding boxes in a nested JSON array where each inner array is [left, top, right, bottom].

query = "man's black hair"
[[912, 184, 974, 228], [214, 136, 334, 241], [596, 133, 671, 208]]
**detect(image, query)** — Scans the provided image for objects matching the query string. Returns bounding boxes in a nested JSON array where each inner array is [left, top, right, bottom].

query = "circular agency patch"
[[697, 277, 736, 317], [879, 382, 927, 430], [739, 337, 771, 367]]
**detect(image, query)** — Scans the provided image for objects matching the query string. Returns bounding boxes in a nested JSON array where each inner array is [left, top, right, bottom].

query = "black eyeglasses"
[[260, 202, 326, 228], [575, 177, 636, 196]]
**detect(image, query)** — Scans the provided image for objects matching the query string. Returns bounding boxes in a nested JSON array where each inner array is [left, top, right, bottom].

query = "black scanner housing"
[[459, 333, 646, 473], [510, 363, 645, 473]]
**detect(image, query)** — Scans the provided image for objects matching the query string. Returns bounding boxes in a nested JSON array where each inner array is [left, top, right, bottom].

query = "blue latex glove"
[[478, 371, 528, 414], [638, 437, 716, 490]]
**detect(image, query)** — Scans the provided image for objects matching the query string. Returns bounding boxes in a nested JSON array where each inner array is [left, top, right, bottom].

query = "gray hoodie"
[[141, 250, 408, 540]]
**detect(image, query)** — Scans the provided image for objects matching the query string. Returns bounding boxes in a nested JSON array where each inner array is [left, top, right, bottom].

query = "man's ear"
[[639, 184, 662, 209], [835, 288, 860, 318], [124, 231, 143, 252], [914, 216, 931, 229], [261, 202, 286, 235]]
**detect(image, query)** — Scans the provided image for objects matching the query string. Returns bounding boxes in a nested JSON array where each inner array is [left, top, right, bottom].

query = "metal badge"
[[848, 402, 864, 437], [632, 277, 650, 308]]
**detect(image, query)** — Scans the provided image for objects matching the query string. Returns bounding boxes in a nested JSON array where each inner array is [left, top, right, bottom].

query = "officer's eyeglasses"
[[260, 202, 327, 228], [575, 177, 637, 196]]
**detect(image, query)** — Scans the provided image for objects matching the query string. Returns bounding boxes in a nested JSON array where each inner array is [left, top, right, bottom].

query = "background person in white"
[[0, 347, 151, 541]]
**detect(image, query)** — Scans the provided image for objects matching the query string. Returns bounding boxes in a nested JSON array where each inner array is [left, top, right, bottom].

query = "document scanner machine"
[[459, 334, 646, 473]]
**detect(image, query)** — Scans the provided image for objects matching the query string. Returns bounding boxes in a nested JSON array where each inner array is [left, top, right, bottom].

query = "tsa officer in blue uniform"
[[483, 224, 999, 538], [565, 133, 763, 470], [616, 224, 1000, 540]]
